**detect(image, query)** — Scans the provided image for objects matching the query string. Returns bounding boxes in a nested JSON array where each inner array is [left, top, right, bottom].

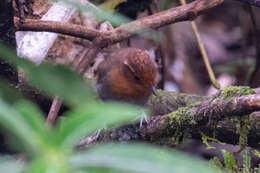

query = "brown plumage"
[[96, 48, 157, 105]]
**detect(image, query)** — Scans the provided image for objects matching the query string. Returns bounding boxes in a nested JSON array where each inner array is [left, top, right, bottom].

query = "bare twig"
[[14, 17, 103, 41], [147, 2, 165, 90], [46, 96, 62, 127], [179, 0, 220, 89], [100, 0, 224, 46], [155, 46, 165, 89], [14, 0, 224, 46]]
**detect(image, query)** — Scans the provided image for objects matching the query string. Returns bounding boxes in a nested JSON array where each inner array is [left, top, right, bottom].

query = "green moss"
[[151, 89, 172, 104], [237, 115, 251, 152], [167, 107, 194, 127], [221, 86, 253, 152], [164, 106, 195, 144], [221, 86, 255, 99], [200, 131, 225, 149]]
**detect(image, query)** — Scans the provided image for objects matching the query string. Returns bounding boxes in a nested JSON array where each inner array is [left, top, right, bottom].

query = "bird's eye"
[[134, 75, 140, 81]]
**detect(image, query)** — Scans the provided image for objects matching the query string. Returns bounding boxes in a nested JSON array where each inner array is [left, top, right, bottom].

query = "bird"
[[96, 47, 157, 108]]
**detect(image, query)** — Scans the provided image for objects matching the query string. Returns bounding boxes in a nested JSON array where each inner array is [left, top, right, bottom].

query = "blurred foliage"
[[210, 150, 255, 173], [0, 43, 94, 106], [0, 44, 224, 173]]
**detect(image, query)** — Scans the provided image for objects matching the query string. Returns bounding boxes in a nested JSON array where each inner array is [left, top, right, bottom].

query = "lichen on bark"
[[221, 86, 255, 99]]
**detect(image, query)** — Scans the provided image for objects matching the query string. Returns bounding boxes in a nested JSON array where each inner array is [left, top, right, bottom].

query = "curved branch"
[[14, 0, 224, 45], [14, 17, 104, 41], [77, 89, 260, 149], [102, 0, 224, 45]]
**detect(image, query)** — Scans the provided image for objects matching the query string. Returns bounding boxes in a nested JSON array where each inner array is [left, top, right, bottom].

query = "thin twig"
[[179, 0, 220, 89], [14, 0, 224, 46], [46, 96, 62, 127], [14, 17, 103, 41], [147, 2, 165, 90], [155, 45, 165, 89]]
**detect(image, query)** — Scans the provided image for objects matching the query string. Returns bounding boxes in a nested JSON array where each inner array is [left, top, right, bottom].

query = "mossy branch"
[[78, 86, 260, 149]]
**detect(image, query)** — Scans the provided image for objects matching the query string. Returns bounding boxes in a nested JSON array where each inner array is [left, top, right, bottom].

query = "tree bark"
[[78, 87, 260, 149]]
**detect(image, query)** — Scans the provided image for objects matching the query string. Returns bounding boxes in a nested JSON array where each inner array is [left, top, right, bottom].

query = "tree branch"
[[14, 17, 103, 41], [77, 88, 260, 149], [46, 96, 62, 127], [14, 0, 224, 46], [103, 0, 224, 45]]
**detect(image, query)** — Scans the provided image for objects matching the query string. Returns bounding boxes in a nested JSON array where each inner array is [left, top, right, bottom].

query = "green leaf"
[[71, 143, 222, 173], [0, 43, 95, 104], [0, 156, 24, 173], [13, 100, 50, 142], [26, 64, 94, 104], [28, 156, 71, 173], [221, 150, 238, 172], [0, 80, 23, 104], [79, 167, 134, 173], [0, 98, 46, 155], [55, 102, 143, 150], [27, 158, 48, 173]]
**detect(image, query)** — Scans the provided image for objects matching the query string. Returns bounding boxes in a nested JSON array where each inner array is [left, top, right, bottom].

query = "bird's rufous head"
[[97, 48, 157, 105]]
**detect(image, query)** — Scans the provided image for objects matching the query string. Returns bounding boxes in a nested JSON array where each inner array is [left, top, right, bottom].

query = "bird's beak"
[[151, 86, 157, 96]]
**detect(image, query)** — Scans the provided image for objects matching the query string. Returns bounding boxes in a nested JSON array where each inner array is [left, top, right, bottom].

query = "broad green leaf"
[[28, 156, 71, 173], [71, 143, 223, 173], [55, 102, 143, 150], [0, 43, 95, 104], [0, 98, 45, 155], [0, 80, 23, 104], [13, 100, 50, 142], [0, 156, 24, 173], [78, 167, 132, 173], [26, 64, 94, 104], [27, 158, 48, 173]]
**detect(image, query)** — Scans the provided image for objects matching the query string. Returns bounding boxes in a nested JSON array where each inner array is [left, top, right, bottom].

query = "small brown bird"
[[96, 48, 157, 106]]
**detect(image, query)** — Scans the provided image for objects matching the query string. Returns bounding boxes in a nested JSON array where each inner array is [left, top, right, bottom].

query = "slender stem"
[[46, 96, 62, 127], [179, 0, 220, 89]]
